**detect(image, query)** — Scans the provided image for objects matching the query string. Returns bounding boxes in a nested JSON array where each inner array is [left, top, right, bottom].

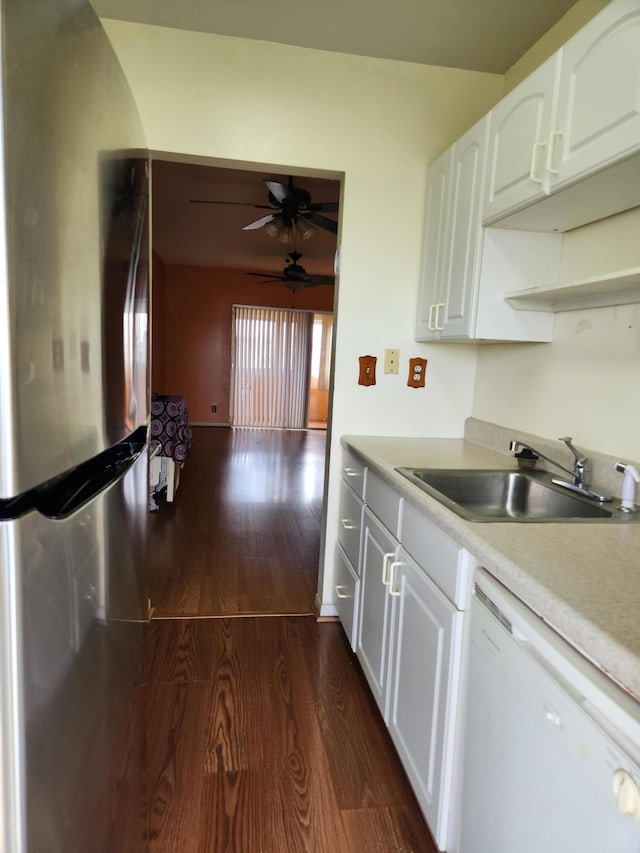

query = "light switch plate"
[[384, 348, 399, 374]]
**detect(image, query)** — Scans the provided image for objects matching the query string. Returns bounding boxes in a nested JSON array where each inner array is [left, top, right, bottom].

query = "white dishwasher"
[[458, 568, 640, 853]]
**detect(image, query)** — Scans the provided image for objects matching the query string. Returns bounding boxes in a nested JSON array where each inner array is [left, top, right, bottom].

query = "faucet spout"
[[509, 437, 611, 503], [508, 439, 574, 480]]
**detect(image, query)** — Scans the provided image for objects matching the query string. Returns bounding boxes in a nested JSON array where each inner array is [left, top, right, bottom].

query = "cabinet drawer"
[[334, 544, 360, 650], [337, 479, 364, 571], [342, 447, 367, 499], [366, 469, 402, 538], [401, 500, 476, 609]]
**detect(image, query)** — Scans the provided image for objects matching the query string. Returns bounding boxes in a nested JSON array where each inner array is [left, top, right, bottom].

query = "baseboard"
[[190, 422, 230, 427], [314, 594, 339, 622]]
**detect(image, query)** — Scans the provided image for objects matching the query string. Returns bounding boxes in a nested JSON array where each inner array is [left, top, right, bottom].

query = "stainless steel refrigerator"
[[0, 1, 150, 850]]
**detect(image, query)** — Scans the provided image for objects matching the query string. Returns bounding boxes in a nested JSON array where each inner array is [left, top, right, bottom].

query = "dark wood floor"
[[146, 616, 436, 852], [149, 427, 324, 618], [145, 426, 436, 851]]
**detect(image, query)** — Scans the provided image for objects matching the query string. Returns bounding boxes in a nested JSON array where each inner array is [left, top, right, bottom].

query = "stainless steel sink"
[[395, 468, 634, 522]]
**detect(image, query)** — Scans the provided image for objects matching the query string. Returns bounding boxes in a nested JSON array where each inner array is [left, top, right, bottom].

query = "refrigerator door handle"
[[0, 425, 147, 521]]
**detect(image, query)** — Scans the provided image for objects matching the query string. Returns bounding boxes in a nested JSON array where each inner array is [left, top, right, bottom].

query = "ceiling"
[[92, 0, 578, 75], [151, 161, 340, 277]]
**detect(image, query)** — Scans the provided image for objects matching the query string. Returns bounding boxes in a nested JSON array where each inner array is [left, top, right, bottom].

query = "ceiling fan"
[[191, 176, 339, 239], [246, 251, 335, 292]]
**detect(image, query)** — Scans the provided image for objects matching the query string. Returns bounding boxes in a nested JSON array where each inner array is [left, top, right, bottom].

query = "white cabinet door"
[[483, 54, 559, 224], [438, 118, 487, 339], [551, 0, 640, 190], [334, 544, 360, 650], [387, 548, 464, 850], [337, 478, 364, 570], [356, 508, 398, 717], [416, 118, 487, 341], [416, 148, 451, 340]]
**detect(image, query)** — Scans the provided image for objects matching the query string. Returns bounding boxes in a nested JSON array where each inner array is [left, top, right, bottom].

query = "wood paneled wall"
[[151, 262, 334, 424]]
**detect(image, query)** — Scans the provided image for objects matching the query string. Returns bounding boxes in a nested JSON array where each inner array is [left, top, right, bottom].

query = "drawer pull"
[[340, 518, 356, 530], [335, 585, 350, 599], [389, 561, 402, 596], [343, 467, 359, 477], [382, 552, 395, 586]]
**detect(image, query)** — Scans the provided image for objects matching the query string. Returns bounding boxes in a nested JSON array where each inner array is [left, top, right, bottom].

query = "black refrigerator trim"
[[0, 425, 147, 521]]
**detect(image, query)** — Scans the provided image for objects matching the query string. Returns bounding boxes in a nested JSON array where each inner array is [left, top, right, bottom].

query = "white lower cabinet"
[[334, 452, 367, 650], [387, 547, 464, 849], [357, 507, 399, 716], [353, 472, 474, 851], [333, 544, 360, 649]]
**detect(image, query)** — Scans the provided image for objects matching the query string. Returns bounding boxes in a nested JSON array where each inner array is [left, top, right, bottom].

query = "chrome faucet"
[[509, 436, 611, 503]]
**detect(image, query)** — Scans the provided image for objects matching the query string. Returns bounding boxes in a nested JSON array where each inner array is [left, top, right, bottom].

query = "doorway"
[[148, 158, 340, 617]]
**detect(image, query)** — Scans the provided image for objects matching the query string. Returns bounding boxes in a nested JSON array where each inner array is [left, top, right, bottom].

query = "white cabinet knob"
[[612, 769, 640, 819]]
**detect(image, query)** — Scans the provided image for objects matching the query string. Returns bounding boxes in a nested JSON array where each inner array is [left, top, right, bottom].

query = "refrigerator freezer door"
[[0, 0, 149, 498]]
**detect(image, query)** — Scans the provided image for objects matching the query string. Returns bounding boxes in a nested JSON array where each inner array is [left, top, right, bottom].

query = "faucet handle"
[[558, 436, 588, 463]]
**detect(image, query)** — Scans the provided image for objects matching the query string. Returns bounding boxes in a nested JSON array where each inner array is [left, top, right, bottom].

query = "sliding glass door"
[[231, 306, 313, 428]]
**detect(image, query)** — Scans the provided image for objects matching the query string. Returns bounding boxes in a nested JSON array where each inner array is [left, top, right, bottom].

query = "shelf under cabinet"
[[504, 266, 640, 312]]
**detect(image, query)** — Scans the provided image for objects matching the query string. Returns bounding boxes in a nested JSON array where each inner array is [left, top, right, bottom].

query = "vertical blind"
[[232, 306, 313, 428]]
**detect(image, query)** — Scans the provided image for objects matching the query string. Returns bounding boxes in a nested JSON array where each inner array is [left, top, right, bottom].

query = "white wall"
[[472, 207, 640, 460], [101, 20, 502, 605]]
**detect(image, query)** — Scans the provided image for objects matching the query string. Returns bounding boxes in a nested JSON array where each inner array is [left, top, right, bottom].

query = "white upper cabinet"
[[483, 0, 640, 230], [551, 0, 640, 190], [483, 55, 560, 223], [416, 118, 491, 341], [416, 117, 561, 343], [441, 120, 487, 338], [415, 148, 451, 340]]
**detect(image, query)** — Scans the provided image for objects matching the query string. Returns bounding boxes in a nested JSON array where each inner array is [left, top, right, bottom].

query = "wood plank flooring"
[[149, 428, 325, 617], [146, 616, 437, 852], [145, 426, 437, 851]]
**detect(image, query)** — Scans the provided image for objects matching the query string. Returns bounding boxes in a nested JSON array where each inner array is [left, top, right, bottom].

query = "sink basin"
[[395, 468, 628, 522]]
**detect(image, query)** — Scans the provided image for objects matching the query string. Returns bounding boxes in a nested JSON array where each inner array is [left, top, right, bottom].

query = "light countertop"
[[342, 434, 640, 703]]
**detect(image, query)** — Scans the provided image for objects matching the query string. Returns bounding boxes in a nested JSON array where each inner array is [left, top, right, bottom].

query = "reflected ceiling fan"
[[246, 251, 335, 292], [191, 176, 339, 240]]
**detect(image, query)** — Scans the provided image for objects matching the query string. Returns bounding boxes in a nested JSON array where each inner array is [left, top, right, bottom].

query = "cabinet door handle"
[[428, 303, 436, 331], [335, 585, 350, 599], [434, 303, 446, 331], [343, 467, 358, 478], [389, 561, 402, 596], [382, 552, 395, 585], [340, 518, 356, 530], [529, 141, 545, 184], [546, 130, 563, 175]]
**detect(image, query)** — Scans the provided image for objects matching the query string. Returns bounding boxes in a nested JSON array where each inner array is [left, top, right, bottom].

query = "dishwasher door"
[[458, 569, 640, 853]]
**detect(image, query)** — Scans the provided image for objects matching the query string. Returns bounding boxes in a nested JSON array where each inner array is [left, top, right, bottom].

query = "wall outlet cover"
[[408, 357, 428, 388]]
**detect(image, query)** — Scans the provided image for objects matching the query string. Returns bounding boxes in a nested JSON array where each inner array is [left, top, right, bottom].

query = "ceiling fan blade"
[[309, 275, 335, 285], [242, 213, 276, 231], [264, 180, 288, 203], [246, 273, 285, 283], [304, 211, 338, 234], [190, 199, 275, 209], [308, 201, 339, 213]]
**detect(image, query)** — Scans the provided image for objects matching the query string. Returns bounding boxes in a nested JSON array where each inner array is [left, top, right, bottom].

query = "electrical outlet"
[[384, 349, 399, 374]]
